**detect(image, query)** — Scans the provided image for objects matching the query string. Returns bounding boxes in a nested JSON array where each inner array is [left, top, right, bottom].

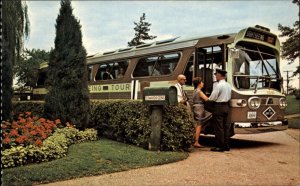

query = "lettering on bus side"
[[111, 84, 130, 91], [88, 83, 131, 93]]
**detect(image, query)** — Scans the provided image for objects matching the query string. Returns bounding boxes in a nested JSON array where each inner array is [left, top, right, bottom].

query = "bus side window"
[[133, 57, 155, 77], [114, 60, 129, 79], [95, 64, 109, 80], [133, 52, 181, 77], [184, 54, 194, 86]]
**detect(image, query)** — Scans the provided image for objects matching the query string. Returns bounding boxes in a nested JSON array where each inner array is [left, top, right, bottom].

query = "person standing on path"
[[192, 77, 212, 148], [208, 69, 232, 152], [175, 74, 190, 107]]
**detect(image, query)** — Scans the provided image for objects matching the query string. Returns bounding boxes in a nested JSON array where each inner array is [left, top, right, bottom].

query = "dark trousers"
[[213, 103, 230, 149]]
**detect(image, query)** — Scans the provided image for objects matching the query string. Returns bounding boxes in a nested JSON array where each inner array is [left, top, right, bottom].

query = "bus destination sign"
[[245, 29, 276, 45]]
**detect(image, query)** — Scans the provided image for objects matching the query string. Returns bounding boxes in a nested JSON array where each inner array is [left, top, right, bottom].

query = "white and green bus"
[[32, 25, 288, 134]]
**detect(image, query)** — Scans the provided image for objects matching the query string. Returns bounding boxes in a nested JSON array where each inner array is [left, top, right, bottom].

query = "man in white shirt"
[[208, 69, 232, 152], [175, 74, 189, 106]]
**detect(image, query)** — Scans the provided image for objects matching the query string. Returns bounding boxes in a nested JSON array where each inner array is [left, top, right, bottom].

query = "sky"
[[24, 0, 299, 89]]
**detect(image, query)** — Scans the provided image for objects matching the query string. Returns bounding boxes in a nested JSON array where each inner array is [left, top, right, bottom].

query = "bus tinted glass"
[[133, 53, 181, 77]]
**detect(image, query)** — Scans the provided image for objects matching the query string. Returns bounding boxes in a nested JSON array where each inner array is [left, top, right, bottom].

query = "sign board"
[[145, 95, 166, 101]]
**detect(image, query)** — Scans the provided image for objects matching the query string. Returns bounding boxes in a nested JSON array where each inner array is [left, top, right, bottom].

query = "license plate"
[[247, 111, 257, 119]]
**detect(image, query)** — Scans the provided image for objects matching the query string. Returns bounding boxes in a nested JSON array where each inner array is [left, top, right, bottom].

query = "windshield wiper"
[[256, 47, 270, 76]]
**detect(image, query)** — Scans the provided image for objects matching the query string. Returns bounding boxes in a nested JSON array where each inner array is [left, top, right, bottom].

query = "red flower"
[[10, 129, 19, 136], [15, 137, 24, 144], [19, 118, 26, 124], [3, 137, 11, 144], [25, 112, 31, 116], [26, 117, 33, 122], [38, 118, 46, 123], [41, 133, 47, 139], [55, 119, 61, 124], [30, 130, 38, 136], [34, 139, 43, 146]]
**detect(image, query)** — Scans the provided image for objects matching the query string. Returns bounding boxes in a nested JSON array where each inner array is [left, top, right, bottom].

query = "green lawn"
[[2, 139, 188, 186], [285, 95, 300, 115], [288, 117, 300, 129]]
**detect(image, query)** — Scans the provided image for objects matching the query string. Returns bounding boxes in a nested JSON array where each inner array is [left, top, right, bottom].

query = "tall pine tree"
[[44, 0, 90, 129], [2, 0, 30, 120], [128, 13, 157, 47], [278, 0, 300, 76]]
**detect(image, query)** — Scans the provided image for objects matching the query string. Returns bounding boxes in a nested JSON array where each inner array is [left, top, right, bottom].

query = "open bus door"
[[195, 48, 214, 96], [195, 45, 228, 135]]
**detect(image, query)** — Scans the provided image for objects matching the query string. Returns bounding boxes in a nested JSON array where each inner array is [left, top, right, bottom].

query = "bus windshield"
[[233, 42, 281, 91]]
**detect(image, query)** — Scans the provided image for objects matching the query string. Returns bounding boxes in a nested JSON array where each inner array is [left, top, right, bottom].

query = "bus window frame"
[[183, 52, 195, 86], [94, 60, 129, 82], [131, 51, 183, 79]]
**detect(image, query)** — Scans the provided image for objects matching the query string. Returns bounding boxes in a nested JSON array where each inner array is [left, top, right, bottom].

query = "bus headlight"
[[237, 99, 247, 107], [248, 97, 261, 110], [279, 98, 287, 109]]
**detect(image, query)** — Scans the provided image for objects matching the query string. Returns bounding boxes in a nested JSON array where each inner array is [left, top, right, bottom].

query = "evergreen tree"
[[128, 13, 157, 47], [2, 0, 30, 120], [44, 0, 90, 129], [278, 0, 300, 76]]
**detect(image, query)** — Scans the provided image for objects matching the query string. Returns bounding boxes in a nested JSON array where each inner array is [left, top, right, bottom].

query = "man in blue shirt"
[[208, 69, 232, 152]]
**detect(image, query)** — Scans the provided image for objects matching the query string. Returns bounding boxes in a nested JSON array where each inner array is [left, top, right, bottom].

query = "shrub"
[[12, 101, 44, 117], [90, 100, 194, 151], [2, 127, 98, 168], [295, 89, 300, 100], [12, 100, 195, 151]]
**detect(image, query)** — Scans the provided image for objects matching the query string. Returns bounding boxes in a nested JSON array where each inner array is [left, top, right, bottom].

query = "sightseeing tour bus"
[[32, 25, 288, 135]]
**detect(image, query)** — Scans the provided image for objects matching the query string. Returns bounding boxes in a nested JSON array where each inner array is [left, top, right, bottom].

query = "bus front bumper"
[[234, 119, 288, 134]]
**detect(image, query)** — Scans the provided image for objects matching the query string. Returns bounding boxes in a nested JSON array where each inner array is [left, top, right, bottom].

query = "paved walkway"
[[42, 129, 300, 186]]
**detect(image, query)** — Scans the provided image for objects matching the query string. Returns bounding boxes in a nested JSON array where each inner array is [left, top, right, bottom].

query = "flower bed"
[[2, 112, 61, 149], [1, 112, 98, 168]]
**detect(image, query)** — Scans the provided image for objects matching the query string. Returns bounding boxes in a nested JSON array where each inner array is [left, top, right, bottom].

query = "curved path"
[[41, 129, 300, 186]]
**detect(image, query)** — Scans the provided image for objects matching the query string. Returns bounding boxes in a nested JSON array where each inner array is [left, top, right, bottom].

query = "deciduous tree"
[[278, 0, 300, 76], [14, 49, 50, 90], [2, 0, 30, 120]]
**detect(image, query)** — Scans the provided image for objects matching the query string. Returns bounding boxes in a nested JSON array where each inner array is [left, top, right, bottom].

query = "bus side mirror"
[[143, 86, 178, 106], [230, 48, 240, 59]]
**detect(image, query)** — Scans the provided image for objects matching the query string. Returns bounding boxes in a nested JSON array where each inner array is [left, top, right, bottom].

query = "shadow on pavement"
[[198, 135, 282, 149]]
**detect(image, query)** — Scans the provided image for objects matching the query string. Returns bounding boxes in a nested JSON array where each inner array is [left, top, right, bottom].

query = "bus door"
[[195, 46, 224, 96]]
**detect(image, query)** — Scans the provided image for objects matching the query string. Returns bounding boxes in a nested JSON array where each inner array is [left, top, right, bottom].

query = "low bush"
[[13, 100, 195, 151], [90, 100, 194, 151], [294, 89, 300, 100], [12, 101, 44, 117], [2, 127, 98, 168]]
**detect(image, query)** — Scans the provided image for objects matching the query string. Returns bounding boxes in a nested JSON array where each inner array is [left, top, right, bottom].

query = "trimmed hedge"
[[12, 101, 44, 117], [13, 100, 195, 151], [2, 128, 97, 168]]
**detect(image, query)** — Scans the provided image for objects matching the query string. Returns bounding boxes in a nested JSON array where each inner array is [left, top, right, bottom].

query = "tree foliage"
[[2, 0, 30, 120], [44, 0, 90, 129], [278, 0, 300, 76], [14, 49, 50, 89], [128, 13, 157, 47]]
